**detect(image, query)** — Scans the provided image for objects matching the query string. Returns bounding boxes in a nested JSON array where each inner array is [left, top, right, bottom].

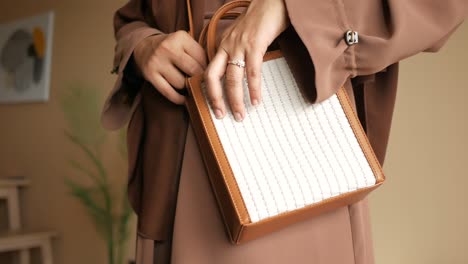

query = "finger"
[[160, 64, 186, 90], [205, 49, 228, 119], [225, 51, 246, 122], [172, 52, 205, 77], [149, 74, 185, 105], [182, 35, 208, 68], [245, 49, 263, 106]]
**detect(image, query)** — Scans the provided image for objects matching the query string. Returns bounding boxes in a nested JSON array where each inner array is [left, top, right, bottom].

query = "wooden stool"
[[0, 231, 57, 264], [0, 177, 57, 264]]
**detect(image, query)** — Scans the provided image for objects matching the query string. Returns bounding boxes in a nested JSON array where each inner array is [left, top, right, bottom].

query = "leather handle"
[[205, 0, 251, 61], [186, 0, 250, 61], [187, 0, 195, 38], [198, 11, 243, 49]]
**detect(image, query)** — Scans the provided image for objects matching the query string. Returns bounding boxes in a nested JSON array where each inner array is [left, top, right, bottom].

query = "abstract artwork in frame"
[[0, 11, 54, 104]]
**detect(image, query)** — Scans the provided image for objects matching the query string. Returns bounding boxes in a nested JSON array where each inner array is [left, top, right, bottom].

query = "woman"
[[101, 0, 467, 263]]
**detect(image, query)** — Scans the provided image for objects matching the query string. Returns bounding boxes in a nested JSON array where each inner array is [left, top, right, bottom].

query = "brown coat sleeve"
[[101, 0, 162, 130], [283, 0, 468, 103], [102, 0, 467, 130]]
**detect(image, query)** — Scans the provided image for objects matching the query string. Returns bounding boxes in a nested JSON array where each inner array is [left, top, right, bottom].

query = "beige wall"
[[0, 1, 467, 263], [0, 0, 134, 264], [371, 22, 468, 263]]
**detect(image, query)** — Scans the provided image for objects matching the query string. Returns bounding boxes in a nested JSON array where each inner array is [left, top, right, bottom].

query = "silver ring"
[[227, 59, 246, 68]]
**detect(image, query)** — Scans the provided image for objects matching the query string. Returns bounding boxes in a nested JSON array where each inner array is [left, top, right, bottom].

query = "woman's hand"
[[205, 0, 289, 121], [133, 30, 207, 105]]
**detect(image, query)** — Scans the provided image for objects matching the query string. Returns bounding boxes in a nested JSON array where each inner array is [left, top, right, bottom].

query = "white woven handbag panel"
[[203, 57, 376, 223]]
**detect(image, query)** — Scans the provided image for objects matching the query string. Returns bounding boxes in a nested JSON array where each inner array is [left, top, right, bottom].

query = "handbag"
[[184, 0, 385, 244]]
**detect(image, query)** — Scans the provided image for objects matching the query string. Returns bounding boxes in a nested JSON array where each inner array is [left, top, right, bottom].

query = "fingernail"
[[252, 99, 259, 106], [214, 109, 223, 119], [234, 112, 243, 122]]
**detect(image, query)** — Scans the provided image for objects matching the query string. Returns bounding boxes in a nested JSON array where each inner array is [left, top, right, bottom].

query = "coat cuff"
[[284, 0, 466, 104], [284, 0, 353, 103], [101, 22, 162, 130]]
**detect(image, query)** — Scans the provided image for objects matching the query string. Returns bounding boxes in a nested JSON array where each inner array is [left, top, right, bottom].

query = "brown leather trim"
[[185, 50, 385, 243], [184, 50, 286, 243], [198, 11, 243, 45], [187, 0, 194, 38], [185, 76, 250, 243], [232, 85, 386, 244], [184, 0, 385, 244], [336, 87, 386, 183], [232, 81, 386, 244], [206, 0, 251, 60], [238, 182, 383, 244], [263, 50, 283, 61]]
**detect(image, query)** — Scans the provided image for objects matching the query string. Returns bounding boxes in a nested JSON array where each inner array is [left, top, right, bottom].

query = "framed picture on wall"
[[0, 11, 54, 104]]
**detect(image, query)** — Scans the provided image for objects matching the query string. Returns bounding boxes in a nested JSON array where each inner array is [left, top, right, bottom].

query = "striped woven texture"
[[203, 57, 376, 223]]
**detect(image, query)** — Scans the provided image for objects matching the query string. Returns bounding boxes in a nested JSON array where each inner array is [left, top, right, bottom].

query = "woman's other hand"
[[205, 0, 289, 121], [133, 30, 207, 105]]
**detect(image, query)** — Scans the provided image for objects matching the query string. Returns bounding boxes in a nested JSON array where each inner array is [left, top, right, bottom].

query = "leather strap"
[[198, 11, 242, 49], [186, 0, 251, 61], [187, 0, 195, 38], [205, 0, 251, 60]]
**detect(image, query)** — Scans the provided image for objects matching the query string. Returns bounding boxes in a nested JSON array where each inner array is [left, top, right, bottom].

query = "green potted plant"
[[61, 83, 133, 264]]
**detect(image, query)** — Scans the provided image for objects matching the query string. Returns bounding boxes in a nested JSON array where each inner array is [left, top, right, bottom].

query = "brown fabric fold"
[[101, 0, 467, 243]]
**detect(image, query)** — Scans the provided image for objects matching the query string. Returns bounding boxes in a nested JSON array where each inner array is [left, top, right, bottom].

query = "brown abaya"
[[101, 0, 467, 263]]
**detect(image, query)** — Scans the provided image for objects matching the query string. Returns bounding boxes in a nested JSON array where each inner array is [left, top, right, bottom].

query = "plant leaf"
[[65, 179, 110, 239]]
